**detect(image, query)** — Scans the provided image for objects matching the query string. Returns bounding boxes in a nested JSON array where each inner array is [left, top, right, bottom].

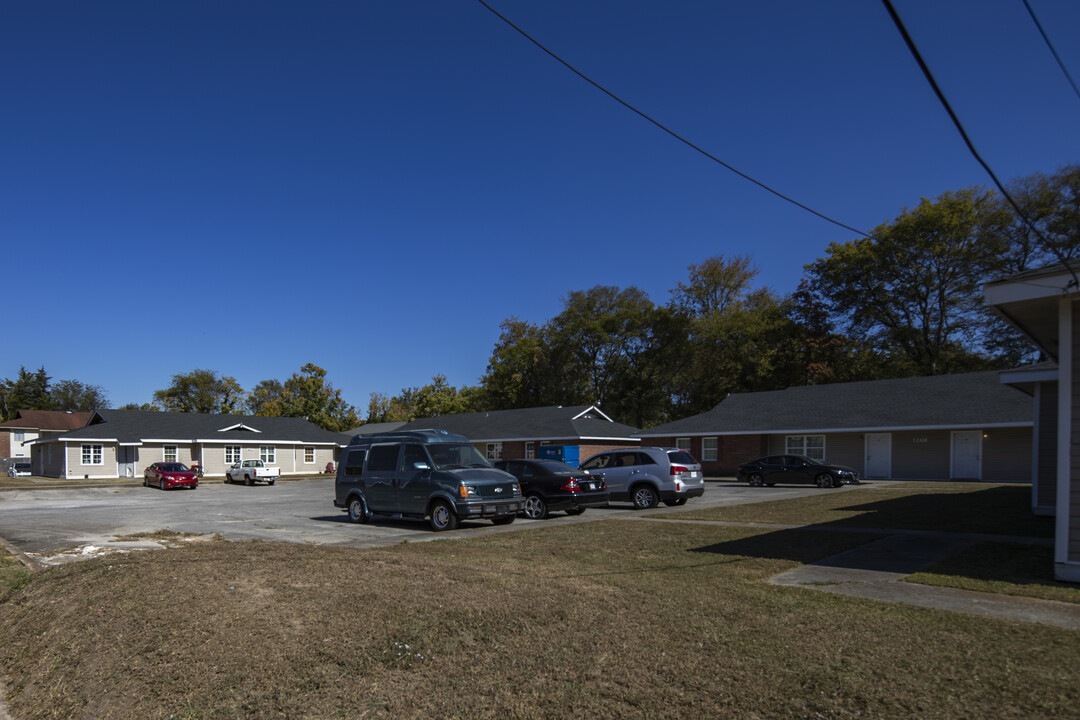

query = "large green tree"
[[804, 188, 1021, 376], [0, 367, 51, 421], [249, 363, 359, 432], [153, 369, 245, 414], [49, 379, 108, 412]]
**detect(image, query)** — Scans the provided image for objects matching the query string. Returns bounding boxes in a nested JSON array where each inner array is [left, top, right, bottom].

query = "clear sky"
[[4, 1, 1079, 412]]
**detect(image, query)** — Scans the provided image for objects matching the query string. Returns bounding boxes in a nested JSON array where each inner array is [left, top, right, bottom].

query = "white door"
[[865, 433, 892, 478], [951, 430, 982, 479]]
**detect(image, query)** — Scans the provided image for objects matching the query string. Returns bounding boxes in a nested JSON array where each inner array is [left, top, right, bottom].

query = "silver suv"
[[579, 447, 704, 509]]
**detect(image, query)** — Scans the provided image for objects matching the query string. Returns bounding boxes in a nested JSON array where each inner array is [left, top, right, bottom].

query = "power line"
[[475, 0, 871, 238], [880, 0, 1078, 288], [1022, 0, 1080, 105]]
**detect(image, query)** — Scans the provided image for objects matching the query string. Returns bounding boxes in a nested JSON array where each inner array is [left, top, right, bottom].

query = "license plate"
[[585, 482, 595, 490]]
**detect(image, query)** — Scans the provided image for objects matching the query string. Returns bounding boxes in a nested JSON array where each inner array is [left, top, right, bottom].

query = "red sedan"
[[144, 462, 199, 490]]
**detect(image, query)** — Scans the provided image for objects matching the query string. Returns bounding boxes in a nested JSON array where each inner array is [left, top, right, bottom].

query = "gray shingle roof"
[[41, 410, 348, 445], [394, 405, 641, 442], [638, 372, 1032, 436]]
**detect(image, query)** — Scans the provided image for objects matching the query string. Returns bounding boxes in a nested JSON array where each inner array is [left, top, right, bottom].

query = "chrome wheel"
[[429, 500, 458, 531], [523, 494, 548, 520], [347, 497, 367, 524], [632, 485, 659, 510]]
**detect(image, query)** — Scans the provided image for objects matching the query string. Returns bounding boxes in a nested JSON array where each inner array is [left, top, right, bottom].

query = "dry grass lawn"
[[0, 514, 1076, 719]]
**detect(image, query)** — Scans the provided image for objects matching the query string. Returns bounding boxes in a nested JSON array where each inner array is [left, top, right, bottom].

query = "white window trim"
[[676, 437, 691, 452], [260, 445, 276, 463], [225, 445, 242, 464], [304, 447, 315, 464], [702, 437, 718, 462], [786, 435, 826, 461], [164, 445, 178, 463], [81, 444, 103, 465], [486, 442, 503, 460]]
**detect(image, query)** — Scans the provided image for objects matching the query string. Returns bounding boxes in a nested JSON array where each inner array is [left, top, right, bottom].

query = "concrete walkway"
[[770, 532, 1080, 629]]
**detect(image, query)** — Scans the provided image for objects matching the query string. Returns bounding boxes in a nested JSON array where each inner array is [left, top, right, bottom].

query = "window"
[[343, 449, 366, 477], [13, 432, 24, 442], [225, 446, 241, 464], [164, 446, 177, 463], [81, 444, 103, 465], [525, 442, 535, 460], [676, 437, 691, 452], [366, 444, 400, 472], [260, 446, 276, 463], [486, 442, 503, 460], [786, 435, 825, 461], [702, 437, 718, 462], [304, 447, 315, 464], [400, 444, 429, 471]]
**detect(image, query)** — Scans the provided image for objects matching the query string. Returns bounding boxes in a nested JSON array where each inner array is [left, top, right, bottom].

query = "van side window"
[[580, 455, 609, 471], [615, 452, 638, 467], [635, 452, 658, 466], [344, 449, 367, 477], [366, 444, 400, 472], [400, 444, 428, 471]]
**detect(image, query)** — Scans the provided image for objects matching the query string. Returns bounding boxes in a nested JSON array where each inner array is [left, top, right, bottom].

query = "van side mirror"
[[413, 462, 431, 471]]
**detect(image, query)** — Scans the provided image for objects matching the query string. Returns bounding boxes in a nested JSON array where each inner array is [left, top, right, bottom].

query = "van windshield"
[[426, 443, 491, 470]]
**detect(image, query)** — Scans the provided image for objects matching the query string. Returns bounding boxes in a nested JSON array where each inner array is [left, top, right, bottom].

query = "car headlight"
[[459, 485, 479, 498]]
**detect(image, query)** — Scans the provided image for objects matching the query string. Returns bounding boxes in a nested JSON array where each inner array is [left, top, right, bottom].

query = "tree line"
[[4, 166, 1076, 431]]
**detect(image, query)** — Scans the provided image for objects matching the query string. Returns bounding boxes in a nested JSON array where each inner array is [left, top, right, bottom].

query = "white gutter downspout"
[[1056, 296, 1077, 581]]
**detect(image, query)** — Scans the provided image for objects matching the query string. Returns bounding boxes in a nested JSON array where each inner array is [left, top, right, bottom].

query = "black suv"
[[334, 429, 525, 531]]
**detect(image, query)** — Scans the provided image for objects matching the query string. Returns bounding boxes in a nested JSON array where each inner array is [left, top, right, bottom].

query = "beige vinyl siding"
[[982, 426, 1033, 482], [67, 443, 116, 478], [890, 430, 950, 479], [1036, 383, 1059, 512], [823, 434, 864, 473]]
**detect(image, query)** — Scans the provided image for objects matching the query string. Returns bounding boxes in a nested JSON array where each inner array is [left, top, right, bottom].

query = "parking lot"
[[0, 477, 849, 561]]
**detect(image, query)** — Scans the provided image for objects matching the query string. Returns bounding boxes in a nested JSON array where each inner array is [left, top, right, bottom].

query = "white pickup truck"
[[225, 459, 280, 486]]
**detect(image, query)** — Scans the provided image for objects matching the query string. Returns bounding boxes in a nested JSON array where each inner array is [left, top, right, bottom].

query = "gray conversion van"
[[334, 429, 525, 531]]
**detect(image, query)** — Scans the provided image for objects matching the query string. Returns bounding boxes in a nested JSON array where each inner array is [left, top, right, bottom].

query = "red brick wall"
[[644, 435, 767, 476], [0, 430, 10, 458]]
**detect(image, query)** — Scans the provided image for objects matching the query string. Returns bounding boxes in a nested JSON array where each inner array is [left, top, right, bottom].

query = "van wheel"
[[347, 497, 368, 524], [429, 500, 459, 532], [632, 485, 659, 510]]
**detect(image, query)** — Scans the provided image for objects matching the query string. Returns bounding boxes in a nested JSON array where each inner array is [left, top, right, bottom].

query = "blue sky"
[[4, 1, 1079, 412]]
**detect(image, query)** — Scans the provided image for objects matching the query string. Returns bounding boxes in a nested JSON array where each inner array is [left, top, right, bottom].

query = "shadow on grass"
[[689, 486, 1060, 590], [821, 485, 1052, 537]]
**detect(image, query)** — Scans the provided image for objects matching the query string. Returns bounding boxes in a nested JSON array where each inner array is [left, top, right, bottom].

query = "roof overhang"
[[984, 265, 1079, 360]]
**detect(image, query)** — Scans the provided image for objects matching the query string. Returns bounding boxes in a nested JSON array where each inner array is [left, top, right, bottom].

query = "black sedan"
[[736, 455, 859, 488], [494, 459, 610, 519]]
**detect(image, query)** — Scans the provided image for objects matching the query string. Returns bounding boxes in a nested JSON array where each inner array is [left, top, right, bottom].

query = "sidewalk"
[[770, 532, 1080, 629]]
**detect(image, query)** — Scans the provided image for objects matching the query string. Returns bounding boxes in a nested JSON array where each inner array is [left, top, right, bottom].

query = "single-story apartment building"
[[389, 405, 641, 465], [985, 261, 1079, 582], [637, 371, 1033, 481], [29, 409, 347, 479]]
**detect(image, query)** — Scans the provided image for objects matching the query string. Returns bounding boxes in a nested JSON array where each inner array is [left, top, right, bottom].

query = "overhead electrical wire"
[[1022, 0, 1080, 105], [880, 0, 1078, 288], [474, 0, 872, 238]]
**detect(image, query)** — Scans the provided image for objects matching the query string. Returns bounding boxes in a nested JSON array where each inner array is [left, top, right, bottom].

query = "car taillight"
[[560, 478, 580, 491], [670, 465, 688, 475]]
